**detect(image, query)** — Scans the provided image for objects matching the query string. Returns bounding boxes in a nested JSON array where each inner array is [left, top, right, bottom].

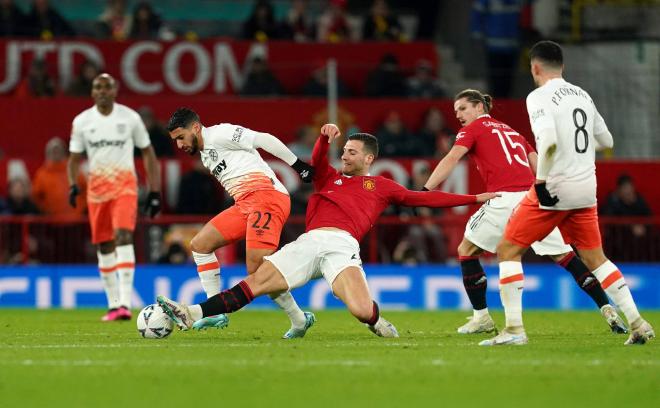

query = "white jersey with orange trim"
[[199, 124, 288, 200], [526, 78, 610, 210], [69, 103, 151, 203]]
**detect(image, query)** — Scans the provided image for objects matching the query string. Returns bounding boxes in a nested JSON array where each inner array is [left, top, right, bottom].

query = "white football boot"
[[368, 317, 399, 338], [457, 314, 497, 334], [478, 327, 528, 346], [600, 305, 628, 334], [282, 312, 316, 339], [624, 319, 655, 345], [156, 295, 194, 330]]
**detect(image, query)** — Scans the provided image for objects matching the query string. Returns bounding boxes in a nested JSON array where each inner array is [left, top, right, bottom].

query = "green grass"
[[0, 310, 658, 408]]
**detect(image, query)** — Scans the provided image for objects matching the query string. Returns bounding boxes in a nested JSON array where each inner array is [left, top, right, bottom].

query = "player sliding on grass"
[[422, 88, 626, 335], [166, 108, 315, 339], [158, 124, 498, 337], [483, 40, 654, 346]]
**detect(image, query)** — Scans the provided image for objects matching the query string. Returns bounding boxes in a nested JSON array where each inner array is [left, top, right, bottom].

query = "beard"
[[188, 136, 199, 155]]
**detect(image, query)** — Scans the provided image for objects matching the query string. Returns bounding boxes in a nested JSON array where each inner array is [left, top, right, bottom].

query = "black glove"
[[144, 191, 161, 218], [291, 159, 315, 183], [535, 182, 559, 207], [68, 185, 79, 208]]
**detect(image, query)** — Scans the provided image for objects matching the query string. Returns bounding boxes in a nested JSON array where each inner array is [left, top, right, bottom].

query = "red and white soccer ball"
[[137, 304, 174, 339]]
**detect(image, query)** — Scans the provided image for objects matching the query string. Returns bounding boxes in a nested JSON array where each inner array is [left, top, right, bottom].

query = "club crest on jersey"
[[209, 149, 218, 161], [334, 178, 343, 185], [363, 179, 376, 191], [116, 123, 126, 134]]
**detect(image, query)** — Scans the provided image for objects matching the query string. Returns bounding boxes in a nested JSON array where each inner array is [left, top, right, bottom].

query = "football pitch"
[[0, 310, 657, 408]]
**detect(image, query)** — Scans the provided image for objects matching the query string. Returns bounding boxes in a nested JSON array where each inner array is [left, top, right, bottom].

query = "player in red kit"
[[157, 124, 498, 337], [423, 89, 624, 335]]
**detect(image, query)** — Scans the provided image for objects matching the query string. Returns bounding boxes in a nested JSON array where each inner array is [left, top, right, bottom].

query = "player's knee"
[[114, 229, 133, 246], [496, 240, 516, 261], [457, 240, 478, 257], [190, 235, 212, 254]]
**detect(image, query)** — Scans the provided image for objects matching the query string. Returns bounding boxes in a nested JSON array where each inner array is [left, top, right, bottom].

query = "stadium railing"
[[1, 215, 659, 265]]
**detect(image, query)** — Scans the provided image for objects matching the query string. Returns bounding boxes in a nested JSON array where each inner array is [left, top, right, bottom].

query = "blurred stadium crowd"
[[1, 0, 659, 265]]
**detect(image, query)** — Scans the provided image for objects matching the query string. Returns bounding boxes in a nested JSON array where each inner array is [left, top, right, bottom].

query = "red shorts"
[[87, 195, 137, 244], [210, 190, 290, 250], [504, 188, 602, 250]]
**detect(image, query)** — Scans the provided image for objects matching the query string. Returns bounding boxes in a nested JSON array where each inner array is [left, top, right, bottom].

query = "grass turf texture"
[[0, 310, 657, 408]]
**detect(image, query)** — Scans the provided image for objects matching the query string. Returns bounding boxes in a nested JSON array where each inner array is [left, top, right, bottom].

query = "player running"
[[166, 108, 315, 339], [482, 40, 654, 346], [422, 89, 625, 335], [157, 124, 498, 337], [68, 73, 161, 321]]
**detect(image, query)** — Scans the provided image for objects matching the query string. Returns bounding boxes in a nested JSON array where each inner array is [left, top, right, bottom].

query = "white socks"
[[592, 261, 641, 324], [116, 244, 135, 308], [98, 251, 120, 309], [474, 308, 489, 319], [193, 251, 221, 298], [499, 261, 524, 328], [269, 292, 307, 328]]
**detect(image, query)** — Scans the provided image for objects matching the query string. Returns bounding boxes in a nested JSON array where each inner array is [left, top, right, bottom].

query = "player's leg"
[[158, 260, 289, 330], [456, 238, 496, 334], [112, 195, 139, 319], [563, 208, 654, 345], [481, 194, 562, 345], [331, 266, 398, 338], [533, 227, 625, 333], [244, 190, 310, 338], [89, 200, 122, 321], [458, 192, 522, 334]]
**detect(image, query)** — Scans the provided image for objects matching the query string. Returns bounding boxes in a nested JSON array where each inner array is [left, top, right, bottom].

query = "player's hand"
[[321, 123, 341, 143], [476, 192, 500, 203], [535, 182, 559, 207], [291, 159, 315, 183], [68, 185, 79, 208], [144, 191, 161, 218]]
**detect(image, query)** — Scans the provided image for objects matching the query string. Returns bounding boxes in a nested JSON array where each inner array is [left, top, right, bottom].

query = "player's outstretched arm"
[[476, 192, 500, 202], [310, 124, 341, 190], [321, 123, 341, 144], [253, 133, 314, 182], [423, 145, 468, 190]]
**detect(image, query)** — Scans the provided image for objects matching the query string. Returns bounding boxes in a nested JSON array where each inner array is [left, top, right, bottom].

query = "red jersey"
[[306, 135, 477, 241], [454, 115, 535, 192]]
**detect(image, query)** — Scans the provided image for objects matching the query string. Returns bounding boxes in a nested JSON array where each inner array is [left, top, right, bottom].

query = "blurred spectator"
[[6, 177, 40, 215], [362, 0, 403, 41], [0, 0, 28, 37], [391, 163, 447, 263], [129, 1, 164, 40], [470, 0, 523, 97], [242, 0, 281, 41], [24, 0, 75, 38], [417, 107, 454, 158], [406, 59, 446, 98], [158, 242, 188, 264], [601, 174, 651, 218], [32, 137, 86, 216], [301, 62, 351, 98], [376, 111, 417, 158], [280, 0, 314, 42], [15, 58, 55, 98], [287, 125, 317, 161], [98, 0, 130, 40], [239, 57, 285, 96], [317, 0, 352, 43], [65, 59, 100, 97], [138, 107, 175, 158], [177, 160, 228, 215], [365, 54, 406, 97]]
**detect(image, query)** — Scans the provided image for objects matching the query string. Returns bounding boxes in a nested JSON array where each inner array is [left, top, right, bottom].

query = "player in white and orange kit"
[[157, 124, 498, 337], [422, 89, 624, 335], [481, 41, 654, 346], [166, 108, 316, 338], [67, 73, 161, 321]]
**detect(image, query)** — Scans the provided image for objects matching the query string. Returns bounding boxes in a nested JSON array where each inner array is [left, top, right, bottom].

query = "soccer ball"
[[137, 304, 174, 339]]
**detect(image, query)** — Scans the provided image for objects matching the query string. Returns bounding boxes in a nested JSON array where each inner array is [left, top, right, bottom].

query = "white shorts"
[[264, 229, 365, 290], [464, 191, 572, 256]]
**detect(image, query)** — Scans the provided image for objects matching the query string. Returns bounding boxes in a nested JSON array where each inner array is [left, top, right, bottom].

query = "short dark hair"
[[167, 108, 200, 131], [454, 89, 493, 113], [529, 40, 563, 69], [348, 132, 379, 158]]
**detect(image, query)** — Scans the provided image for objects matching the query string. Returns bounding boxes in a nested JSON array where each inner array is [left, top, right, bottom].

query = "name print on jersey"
[[231, 127, 244, 142], [87, 139, 127, 149], [550, 86, 591, 106]]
